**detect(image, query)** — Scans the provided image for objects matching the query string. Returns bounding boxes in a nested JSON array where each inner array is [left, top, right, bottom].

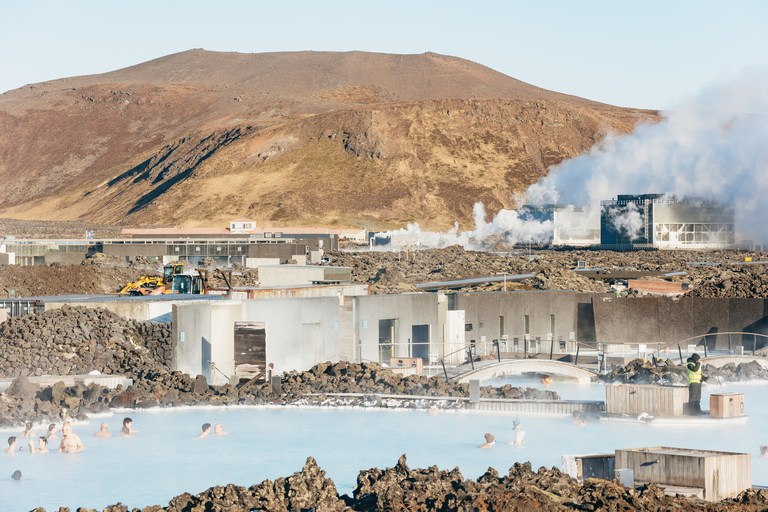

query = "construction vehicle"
[[119, 264, 233, 296], [119, 263, 185, 295]]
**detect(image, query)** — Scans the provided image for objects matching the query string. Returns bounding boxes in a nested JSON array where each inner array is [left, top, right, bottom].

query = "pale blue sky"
[[1, 0, 766, 109]]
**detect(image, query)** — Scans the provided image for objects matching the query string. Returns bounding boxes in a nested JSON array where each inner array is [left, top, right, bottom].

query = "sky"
[[2, 1, 767, 109]]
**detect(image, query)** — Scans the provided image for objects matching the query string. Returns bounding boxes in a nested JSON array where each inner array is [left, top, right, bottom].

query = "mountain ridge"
[[0, 50, 658, 230]]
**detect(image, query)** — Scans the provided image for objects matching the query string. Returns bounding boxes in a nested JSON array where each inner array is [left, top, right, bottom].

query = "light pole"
[[496, 272, 507, 291]]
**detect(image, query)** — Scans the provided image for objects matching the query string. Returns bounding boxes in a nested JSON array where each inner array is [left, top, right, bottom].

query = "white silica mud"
[[1, 380, 767, 512]]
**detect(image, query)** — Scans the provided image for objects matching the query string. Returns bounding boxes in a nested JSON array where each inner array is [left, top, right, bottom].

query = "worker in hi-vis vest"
[[687, 353, 707, 414]]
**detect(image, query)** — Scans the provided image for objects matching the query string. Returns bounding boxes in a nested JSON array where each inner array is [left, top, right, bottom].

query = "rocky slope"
[[0, 50, 657, 230]]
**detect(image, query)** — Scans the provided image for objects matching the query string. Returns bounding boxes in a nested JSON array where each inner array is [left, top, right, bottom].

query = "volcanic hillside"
[[0, 50, 658, 230]]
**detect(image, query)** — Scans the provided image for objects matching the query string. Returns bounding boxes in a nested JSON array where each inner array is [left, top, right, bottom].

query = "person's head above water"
[[122, 418, 132, 428], [8, 436, 16, 447], [513, 418, 521, 429], [202, 423, 211, 433], [24, 422, 32, 431], [11, 470, 21, 481], [484, 433, 494, 443]]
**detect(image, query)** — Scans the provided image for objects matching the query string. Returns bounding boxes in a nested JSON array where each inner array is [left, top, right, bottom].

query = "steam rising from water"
[[380, 70, 768, 249]]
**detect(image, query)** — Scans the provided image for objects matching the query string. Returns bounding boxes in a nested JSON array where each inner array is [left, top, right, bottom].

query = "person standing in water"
[[28, 437, 49, 454], [508, 418, 525, 445], [121, 418, 139, 437], [58, 421, 84, 453], [46, 424, 58, 440]]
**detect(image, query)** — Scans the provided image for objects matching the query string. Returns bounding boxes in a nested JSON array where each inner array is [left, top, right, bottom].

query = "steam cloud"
[[380, 70, 768, 250]]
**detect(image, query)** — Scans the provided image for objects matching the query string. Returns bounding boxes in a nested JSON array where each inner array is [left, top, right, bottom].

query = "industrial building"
[[520, 205, 600, 247], [599, 194, 736, 250]]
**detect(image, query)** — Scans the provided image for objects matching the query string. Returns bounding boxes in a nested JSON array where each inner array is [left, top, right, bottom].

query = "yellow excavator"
[[119, 264, 232, 296], [119, 263, 185, 295]]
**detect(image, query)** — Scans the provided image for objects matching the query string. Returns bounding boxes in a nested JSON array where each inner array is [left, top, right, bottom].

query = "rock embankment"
[[0, 306, 173, 377], [28, 455, 768, 512], [597, 358, 768, 385]]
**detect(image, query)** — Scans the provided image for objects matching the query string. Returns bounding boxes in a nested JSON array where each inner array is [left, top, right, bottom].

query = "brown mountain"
[[0, 50, 658, 230]]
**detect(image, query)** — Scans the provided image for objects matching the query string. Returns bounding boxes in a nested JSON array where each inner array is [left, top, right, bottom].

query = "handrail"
[[649, 332, 768, 357], [433, 334, 607, 368]]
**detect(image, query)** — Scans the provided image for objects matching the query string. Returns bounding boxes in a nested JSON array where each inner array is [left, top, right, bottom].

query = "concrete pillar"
[[469, 379, 480, 403]]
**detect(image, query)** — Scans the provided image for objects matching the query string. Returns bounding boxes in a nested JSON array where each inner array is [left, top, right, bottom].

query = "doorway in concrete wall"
[[379, 319, 396, 362], [234, 321, 266, 381], [412, 324, 430, 362]]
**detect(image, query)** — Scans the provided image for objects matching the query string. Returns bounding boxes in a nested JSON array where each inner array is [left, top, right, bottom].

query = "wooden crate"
[[562, 453, 615, 483], [616, 447, 751, 501], [390, 357, 423, 374], [606, 384, 689, 416], [710, 393, 745, 418]]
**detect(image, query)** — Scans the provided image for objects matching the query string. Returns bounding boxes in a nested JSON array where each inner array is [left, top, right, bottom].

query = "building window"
[[465, 323, 473, 332]]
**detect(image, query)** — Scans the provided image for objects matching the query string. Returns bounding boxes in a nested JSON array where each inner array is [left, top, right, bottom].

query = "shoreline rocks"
[[27, 455, 768, 512]]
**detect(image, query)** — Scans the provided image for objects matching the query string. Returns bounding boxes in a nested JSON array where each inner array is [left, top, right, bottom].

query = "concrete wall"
[[173, 302, 213, 381], [45, 300, 174, 323], [103, 244, 165, 259], [242, 297, 341, 373], [590, 296, 768, 349], [457, 290, 577, 339], [354, 294, 441, 363], [209, 302, 244, 377], [45, 252, 87, 265]]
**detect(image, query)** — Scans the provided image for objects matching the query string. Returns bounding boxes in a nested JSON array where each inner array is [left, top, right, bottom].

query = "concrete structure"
[[258, 265, 352, 286], [615, 447, 751, 501], [600, 194, 735, 250], [4, 238, 312, 267], [165, 291, 768, 383], [606, 384, 689, 416], [520, 205, 600, 247]]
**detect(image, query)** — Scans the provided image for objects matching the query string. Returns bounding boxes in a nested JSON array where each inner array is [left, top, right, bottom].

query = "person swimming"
[[11, 470, 21, 481], [199, 423, 212, 438], [760, 446, 768, 458], [58, 421, 84, 453], [213, 423, 228, 435], [20, 422, 36, 438], [94, 423, 112, 438], [478, 433, 495, 449], [509, 418, 526, 445]]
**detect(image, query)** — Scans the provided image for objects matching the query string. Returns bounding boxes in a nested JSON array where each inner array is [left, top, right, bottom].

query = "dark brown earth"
[[0, 50, 658, 230]]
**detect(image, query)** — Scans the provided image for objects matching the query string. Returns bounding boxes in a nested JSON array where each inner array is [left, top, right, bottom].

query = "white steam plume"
[[381, 69, 768, 250]]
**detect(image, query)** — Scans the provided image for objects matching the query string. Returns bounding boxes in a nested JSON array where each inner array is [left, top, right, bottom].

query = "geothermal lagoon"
[[2, 380, 767, 512]]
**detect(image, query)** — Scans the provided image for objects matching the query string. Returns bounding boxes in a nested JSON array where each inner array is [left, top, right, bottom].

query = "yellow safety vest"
[[687, 362, 702, 384]]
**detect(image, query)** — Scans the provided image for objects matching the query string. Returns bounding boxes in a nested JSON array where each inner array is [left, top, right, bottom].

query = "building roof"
[[121, 228, 231, 235]]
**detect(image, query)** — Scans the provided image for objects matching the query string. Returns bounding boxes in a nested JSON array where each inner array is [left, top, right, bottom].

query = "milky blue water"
[[1, 380, 767, 512]]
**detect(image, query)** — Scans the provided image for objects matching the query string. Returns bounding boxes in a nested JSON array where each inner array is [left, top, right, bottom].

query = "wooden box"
[[615, 447, 751, 501], [606, 384, 689, 416], [562, 453, 615, 483], [710, 393, 745, 418], [390, 357, 423, 374]]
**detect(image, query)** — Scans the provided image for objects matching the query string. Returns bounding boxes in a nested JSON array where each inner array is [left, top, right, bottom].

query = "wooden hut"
[[615, 447, 751, 501]]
